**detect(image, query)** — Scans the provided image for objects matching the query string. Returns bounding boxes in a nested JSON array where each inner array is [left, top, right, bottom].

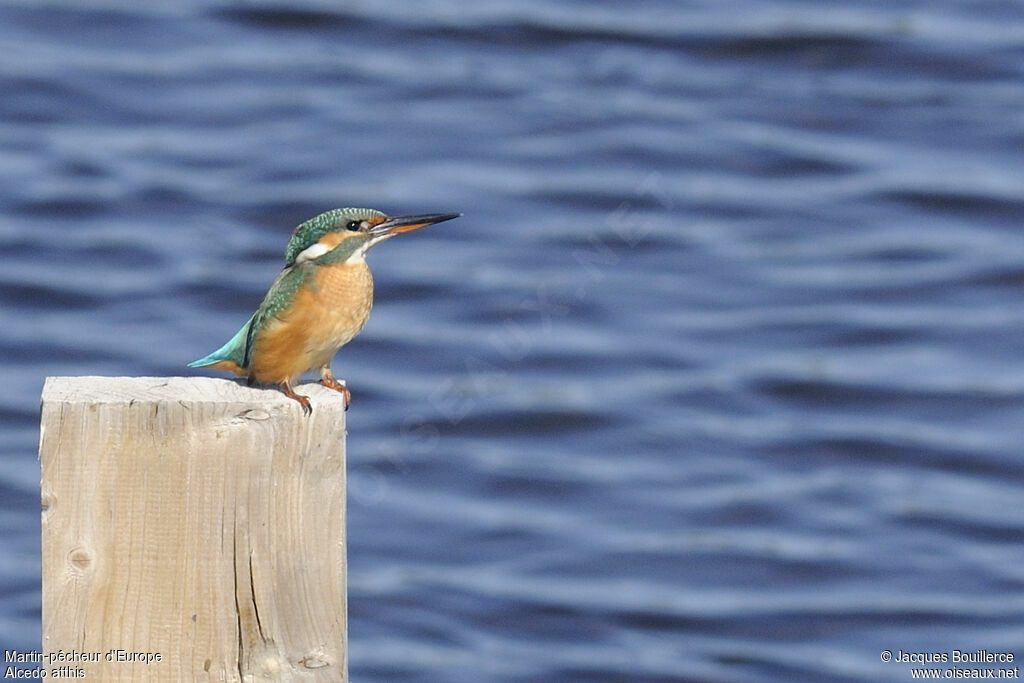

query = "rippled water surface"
[[3, 1, 1024, 681]]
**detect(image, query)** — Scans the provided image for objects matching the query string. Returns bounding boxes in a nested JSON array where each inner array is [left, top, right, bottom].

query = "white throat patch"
[[344, 234, 392, 264]]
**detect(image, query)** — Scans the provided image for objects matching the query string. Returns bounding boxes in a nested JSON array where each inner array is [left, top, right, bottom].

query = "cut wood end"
[[41, 376, 349, 411]]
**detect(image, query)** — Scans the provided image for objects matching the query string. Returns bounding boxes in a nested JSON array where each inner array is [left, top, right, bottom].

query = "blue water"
[[3, 1, 1024, 681]]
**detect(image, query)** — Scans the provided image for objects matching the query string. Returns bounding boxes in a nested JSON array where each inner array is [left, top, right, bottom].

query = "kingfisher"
[[189, 207, 460, 414]]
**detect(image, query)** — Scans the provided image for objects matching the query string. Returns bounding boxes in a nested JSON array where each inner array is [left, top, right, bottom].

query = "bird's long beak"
[[371, 212, 462, 236]]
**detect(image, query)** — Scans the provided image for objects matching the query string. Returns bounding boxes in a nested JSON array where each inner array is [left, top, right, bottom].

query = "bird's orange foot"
[[281, 381, 312, 416], [320, 375, 351, 411]]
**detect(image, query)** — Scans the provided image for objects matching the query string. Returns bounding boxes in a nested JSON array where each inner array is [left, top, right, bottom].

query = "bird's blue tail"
[[188, 314, 254, 370]]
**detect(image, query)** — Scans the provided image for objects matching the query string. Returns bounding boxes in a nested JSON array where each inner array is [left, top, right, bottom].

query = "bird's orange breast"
[[249, 261, 374, 384]]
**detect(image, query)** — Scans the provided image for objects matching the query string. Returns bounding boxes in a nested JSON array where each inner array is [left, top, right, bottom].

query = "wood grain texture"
[[39, 376, 347, 682]]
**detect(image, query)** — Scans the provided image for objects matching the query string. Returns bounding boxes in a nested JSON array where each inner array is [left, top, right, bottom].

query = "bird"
[[189, 207, 461, 415]]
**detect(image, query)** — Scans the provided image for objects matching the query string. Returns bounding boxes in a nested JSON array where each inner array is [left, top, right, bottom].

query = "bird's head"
[[285, 208, 461, 267]]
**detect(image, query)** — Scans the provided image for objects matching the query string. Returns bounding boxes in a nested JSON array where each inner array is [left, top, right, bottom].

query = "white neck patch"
[[293, 241, 332, 265], [293, 233, 393, 266]]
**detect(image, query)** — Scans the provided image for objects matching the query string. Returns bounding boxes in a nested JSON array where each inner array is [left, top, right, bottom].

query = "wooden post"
[[38, 376, 347, 682]]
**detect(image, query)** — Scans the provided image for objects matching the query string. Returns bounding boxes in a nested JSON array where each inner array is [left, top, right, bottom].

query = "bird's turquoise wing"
[[189, 262, 314, 372], [243, 262, 315, 366]]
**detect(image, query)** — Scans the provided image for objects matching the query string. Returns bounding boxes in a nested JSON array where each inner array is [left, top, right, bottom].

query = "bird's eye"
[[345, 220, 361, 231]]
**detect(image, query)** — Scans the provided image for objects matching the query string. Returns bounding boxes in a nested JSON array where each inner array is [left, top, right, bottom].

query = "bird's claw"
[[320, 376, 351, 411], [281, 382, 313, 416]]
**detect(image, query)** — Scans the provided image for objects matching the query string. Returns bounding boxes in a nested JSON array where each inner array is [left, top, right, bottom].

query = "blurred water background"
[[3, 1, 1024, 681]]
